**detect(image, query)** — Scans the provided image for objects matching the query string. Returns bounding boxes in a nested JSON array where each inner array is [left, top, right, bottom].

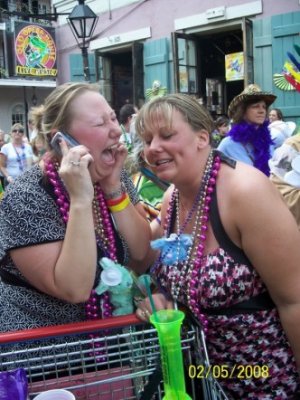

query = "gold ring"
[[69, 160, 80, 166]]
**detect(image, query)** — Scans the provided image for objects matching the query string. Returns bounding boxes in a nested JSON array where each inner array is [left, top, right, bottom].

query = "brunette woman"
[[218, 84, 276, 176]]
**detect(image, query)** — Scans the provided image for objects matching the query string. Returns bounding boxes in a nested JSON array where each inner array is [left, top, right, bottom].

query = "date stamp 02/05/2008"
[[188, 364, 270, 380]]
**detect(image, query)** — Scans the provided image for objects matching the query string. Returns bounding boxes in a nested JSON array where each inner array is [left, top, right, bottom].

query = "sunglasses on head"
[[12, 129, 24, 133]]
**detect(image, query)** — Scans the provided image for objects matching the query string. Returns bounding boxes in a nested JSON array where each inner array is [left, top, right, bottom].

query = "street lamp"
[[67, 0, 98, 82]]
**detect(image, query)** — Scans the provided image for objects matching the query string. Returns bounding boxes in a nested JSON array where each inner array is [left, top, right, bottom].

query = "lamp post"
[[67, 0, 98, 82]]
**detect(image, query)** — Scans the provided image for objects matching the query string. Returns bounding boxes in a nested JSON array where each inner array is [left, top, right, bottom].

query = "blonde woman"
[[135, 93, 300, 398], [0, 82, 150, 332], [0, 123, 33, 186]]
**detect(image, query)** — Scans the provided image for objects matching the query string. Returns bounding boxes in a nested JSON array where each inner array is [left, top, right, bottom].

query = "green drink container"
[[150, 309, 192, 400]]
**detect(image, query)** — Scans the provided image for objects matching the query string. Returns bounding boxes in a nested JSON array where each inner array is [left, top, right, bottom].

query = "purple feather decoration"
[[228, 120, 274, 176]]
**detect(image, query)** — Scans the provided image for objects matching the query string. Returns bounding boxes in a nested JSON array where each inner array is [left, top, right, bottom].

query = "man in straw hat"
[[218, 84, 276, 175]]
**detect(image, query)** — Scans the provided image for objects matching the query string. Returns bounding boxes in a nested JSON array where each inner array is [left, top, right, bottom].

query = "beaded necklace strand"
[[45, 160, 114, 323], [155, 150, 220, 334]]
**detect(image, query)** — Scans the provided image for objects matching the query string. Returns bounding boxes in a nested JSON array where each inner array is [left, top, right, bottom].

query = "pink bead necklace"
[[163, 150, 220, 334], [45, 160, 114, 321]]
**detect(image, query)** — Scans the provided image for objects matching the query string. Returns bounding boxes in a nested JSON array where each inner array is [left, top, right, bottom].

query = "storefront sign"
[[225, 52, 244, 81], [14, 22, 57, 77]]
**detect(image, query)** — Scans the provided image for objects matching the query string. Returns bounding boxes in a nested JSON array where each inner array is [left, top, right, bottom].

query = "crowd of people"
[[0, 81, 300, 399]]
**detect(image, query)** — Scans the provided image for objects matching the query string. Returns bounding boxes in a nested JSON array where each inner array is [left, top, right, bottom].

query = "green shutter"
[[253, 12, 300, 123], [143, 38, 171, 94], [253, 17, 272, 91], [271, 12, 300, 123], [69, 53, 96, 82]]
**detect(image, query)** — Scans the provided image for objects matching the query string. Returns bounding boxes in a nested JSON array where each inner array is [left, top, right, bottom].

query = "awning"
[[0, 79, 56, 87]]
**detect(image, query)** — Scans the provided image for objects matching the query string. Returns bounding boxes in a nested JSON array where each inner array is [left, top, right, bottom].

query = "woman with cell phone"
[[0, 82, 151, 333]]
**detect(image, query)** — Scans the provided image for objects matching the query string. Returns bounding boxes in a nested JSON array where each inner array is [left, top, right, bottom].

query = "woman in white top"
[[0, 123, 33, 186]]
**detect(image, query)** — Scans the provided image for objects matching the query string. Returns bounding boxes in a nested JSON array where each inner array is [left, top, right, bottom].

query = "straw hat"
[[228, 84, 277, 118]]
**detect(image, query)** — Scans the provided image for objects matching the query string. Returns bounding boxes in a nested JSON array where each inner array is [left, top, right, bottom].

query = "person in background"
[[134, 93, 300, 399], [211, 115, 230, 147], [269, 132, 300, 229], [28, 110, 38, 141], [0, 130, 5, 188], [119, 103, 138, 153], [0, 123, 33, 186], [0, 129, 5, 148], [0, 130, 4, 199], [127, 122, 169, 222], [269, 107, 284, 123], [31, 133, 48, 163], [218, 84, 276, 176], [0, 82, 150, 333], [269, 119, 296, 149]]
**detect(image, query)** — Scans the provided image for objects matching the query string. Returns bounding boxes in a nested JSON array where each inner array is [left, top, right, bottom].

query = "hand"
[[58, 139, 94, 204], [6, 176, 13, 184], [136, 293, 174, 322], [100, 143, 128, 194]]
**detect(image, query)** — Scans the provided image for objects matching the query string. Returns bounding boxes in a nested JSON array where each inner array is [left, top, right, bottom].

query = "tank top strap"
[[210, 152, 251, 265]]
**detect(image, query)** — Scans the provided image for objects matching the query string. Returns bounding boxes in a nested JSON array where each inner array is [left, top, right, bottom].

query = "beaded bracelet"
[[106, 192, 127, 207], [108, 194, 130, 213]]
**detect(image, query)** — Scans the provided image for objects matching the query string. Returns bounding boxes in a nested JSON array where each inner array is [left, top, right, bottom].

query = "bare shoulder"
[[216, 160, 300, 307], [218, 161, 281, 210], [216, 160, 294, 247]]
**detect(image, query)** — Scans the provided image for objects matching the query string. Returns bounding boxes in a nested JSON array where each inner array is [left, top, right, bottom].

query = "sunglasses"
[[12, 129, 24, 134]]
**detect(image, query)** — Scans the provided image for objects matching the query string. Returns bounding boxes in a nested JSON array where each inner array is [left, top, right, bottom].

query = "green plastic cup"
[[150, 309, 192, 400]]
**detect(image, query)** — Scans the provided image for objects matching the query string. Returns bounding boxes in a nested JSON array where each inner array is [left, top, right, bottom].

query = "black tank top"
[[209, 152, 251, 266]]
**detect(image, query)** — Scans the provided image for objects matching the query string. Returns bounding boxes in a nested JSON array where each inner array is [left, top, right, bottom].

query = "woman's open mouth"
[[101, 143, 118, 164]]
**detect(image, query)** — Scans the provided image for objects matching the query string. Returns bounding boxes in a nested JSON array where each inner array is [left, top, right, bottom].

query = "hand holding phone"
[[50, 132, 80, 156]]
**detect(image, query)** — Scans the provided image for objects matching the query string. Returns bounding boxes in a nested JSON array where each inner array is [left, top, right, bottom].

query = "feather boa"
[[228, 120, 273, 176]]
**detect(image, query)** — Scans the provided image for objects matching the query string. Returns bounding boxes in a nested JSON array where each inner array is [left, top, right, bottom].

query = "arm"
[[0, 152, 13, 183], [226, 164, 300, 369], [128, 187, 174, 273], [106, 198, 151, 262], [99, 145, 151, 262], [10, 142, 97, 303]]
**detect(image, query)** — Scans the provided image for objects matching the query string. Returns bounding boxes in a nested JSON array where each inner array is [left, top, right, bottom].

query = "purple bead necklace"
[[163, 150, 220, 334], [45, 160, 114, 321]]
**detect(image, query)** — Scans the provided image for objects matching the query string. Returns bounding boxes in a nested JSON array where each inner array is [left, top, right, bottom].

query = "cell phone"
[[50, 131, 80, 156]]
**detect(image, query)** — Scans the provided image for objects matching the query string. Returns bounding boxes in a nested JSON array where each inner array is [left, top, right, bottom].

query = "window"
[[12, 104, 25, 125], [177, 38, 197, 93], [172, 33, 199, 96]]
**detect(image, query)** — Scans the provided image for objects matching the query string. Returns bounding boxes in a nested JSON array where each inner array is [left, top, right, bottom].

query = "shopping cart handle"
[[0, 313, 143, 344]]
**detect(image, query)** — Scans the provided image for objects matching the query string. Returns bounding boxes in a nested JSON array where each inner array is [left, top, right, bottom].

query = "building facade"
[[0, 0, 56, 137], [55, 0, 300, 122]]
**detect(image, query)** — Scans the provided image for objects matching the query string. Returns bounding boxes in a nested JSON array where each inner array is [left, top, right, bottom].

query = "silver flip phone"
[[50, 132, 80, 156]]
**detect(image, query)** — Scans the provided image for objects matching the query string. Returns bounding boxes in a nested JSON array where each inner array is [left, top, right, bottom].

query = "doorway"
[[199, 29, 244, 118], [96, 49, 132, 117], [95, 43, 144, 117], [173, 20, 252, 117]]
